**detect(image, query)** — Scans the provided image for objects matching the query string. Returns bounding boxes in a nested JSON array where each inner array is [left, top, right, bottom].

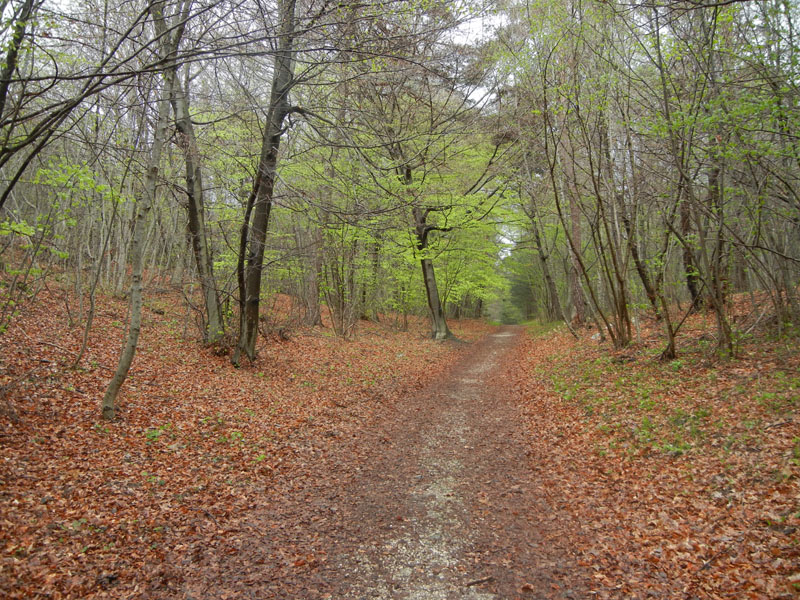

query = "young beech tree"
[[102, 83, 170, 419]]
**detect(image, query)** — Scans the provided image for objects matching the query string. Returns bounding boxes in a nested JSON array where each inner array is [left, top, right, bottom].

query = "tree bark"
[[102, 88, 170, 419], [413, 206, 452, 340], [233, 0, 296, 365]]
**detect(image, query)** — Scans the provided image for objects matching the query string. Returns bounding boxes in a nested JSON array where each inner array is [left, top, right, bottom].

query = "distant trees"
[[3, 0, 799, 417], [492, 0, 800, 357], [1, 0, 506, 416]]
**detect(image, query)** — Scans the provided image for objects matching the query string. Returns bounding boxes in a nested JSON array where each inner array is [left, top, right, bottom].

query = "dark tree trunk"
[[233, 0, 296, 365], [680, 194, 702, 310], [420, 258, 452, 340], [413, 206, 452, 340], [0, 0, 35, 123]]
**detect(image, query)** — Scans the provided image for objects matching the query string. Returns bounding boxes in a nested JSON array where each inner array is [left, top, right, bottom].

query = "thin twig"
[[465, 576, 493, 587]]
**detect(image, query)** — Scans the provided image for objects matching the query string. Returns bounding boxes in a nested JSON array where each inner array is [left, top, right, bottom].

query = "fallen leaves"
[[0, 287, 490, 599], [501, 314, 800, 600], [5, 285, 798, 598]]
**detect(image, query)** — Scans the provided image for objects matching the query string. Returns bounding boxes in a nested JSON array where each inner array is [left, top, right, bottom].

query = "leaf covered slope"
[[503, 318, 800, 599], [0, 289, 490, 599]]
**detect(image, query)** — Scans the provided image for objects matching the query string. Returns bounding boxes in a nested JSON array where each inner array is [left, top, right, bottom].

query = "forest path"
[[177, 328, 587, 599]]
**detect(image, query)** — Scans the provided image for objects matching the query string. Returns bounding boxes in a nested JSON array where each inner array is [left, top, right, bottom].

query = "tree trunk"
[[102, 88, 170, 420], [152, 1, 223, 343], [420, 257, 452, 340], [622, 208, 660, 318], [0, 0, 35, 124], [413, 205, 452, 340], [520, 157, 564, 324], [531, 213, 563, 322], [680, 192, 702, 310], [295, 225, 322, 327], [73, 195, 118, 368], [167, 73, 224, 342], [567, 184, 587, 325], [233, 0, 296, 365]]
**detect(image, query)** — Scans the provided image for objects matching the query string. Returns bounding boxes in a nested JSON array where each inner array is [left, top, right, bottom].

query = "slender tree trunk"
[[113, 205, 130, 296], [531, 213, 562, 322], [658, 295, 678, 360], [700, 161, 734, 355], [521, 158, 564, 324], [295, 225, 322, 326], [102, 88, 170, 420], [620, 119, 661, 319], [652, 10, 704, 315], [567, 181, 587, 325], [233, 0, 296, 365], [680, 192, 702, 310], [622, 210, 660, 318], [542, 87, 614, 343], [152, 1, 223, 343], [167, 73, 223, 342], [73, 196, 118, 368]]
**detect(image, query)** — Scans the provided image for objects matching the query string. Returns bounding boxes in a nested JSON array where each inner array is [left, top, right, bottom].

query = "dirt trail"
[[177, 328, 588, 599]]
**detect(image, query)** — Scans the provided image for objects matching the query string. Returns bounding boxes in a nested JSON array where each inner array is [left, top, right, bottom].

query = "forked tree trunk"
[[233, 0, 296, 365], [152, 2, 223, 343], [102, 89, 170, 420], [413, 206, 452, 340]]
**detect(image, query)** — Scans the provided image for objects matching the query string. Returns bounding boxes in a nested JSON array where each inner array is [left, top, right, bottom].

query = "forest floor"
[[173, 326, 590, 600], [502, 312, 800, 600], [1, 287, 799, 599]]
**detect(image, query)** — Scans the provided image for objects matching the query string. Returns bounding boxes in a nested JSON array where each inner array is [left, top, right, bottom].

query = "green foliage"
[[144, 423, 172, 443], [0, 220, 36, 237]]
